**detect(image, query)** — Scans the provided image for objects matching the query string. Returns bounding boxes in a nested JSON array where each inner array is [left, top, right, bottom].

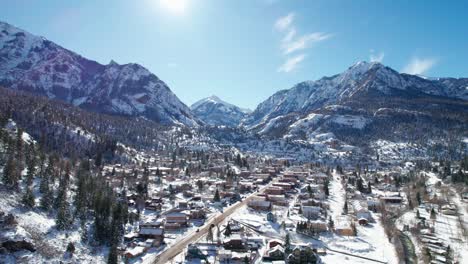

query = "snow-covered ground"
[[319, 173, 398, 264], [0, 189, 107, 264], [396, 171, 468, 263]]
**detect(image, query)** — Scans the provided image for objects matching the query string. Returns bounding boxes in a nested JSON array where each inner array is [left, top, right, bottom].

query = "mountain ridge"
[[0, 21, 199, 127]]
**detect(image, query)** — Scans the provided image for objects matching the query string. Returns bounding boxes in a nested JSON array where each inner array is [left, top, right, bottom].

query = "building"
[[352, 200, 371, 221], [334, 215, 354, 236], [138, 227, 164, 245], [301, 206, 321, 220], [165, 212, 188, 229], [247, 197, 272, 211]]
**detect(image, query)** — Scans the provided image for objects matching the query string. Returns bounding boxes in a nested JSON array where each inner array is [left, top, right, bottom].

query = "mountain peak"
[[191, 95, 250, 126], [347, 60, 384, 73], [108, 60, 119, 66]]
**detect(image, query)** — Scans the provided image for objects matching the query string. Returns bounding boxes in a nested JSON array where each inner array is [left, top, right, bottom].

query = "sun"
[[160, 0, 188, 15]]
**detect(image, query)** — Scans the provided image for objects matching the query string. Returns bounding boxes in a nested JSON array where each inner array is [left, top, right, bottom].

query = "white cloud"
[[278, 54, 306, 73], [282, 32, 332, 55], [274, 13, 295, 32], [370, 51, 385, 63], [167, 62, 178, 68], [274, 12, 331, 73], [402, 57, 437, 75]]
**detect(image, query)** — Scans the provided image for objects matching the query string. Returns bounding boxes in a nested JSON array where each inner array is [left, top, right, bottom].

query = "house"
[[138, 227, 164, 245], [265, 245, 285, 260], [334, 215, 354, 236], [352, 200, 371, 221], [247, 197, 272, 211], [267, 195, 288, 206], [308, 220, 328, 233], [265, 186, 285, 195], [267, 212, 276, 222], [165, 212, 188, 229], [301, 206, 321, 220], [223, 235, 246, 250], [124, 246, 146, 259], [188, 209, 206, 219], [287, 246, 317, 264], [268, 239, 283, 249], [272, 182, 293, 190]]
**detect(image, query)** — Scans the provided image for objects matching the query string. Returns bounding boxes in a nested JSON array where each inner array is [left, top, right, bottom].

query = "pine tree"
[[214, 189, 221, 202], [224, 223, 232, 237], [25, 149, 36, 186], [56, 197, 72, 230], [343, 200, 348, 214], [22, 186, 35, 208], [324, 179, 330, 196], [328, 216, 334, 229], [2, 154, 19, 188], [206, 225, 214, 243], [430, 207, 437, 220], [284, 232, 291, 254], [40, 178, 53, 211], [81, 220, 88, 243], [107, 245, 118, 264]]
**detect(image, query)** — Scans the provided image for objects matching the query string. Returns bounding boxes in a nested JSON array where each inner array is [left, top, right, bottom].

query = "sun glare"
[[160, 0, 188, 15]]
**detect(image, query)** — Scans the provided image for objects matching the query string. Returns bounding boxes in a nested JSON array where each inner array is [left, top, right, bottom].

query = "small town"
[[95, 146, 467, 264]]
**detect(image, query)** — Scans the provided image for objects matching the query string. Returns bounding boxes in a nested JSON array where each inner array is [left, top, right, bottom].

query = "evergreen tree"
[[328, 216, 334, 229], [206, 225, 214, 243], [81, 220, 88, 243], [324, 179, 330, 196], [343, 200, 348, 214], [214, 189, 221, 202], [284, 232, 291, 254], [40, 178, 53, 211], [196, 180, 203, 193], [416, 192, 422, 205], [56, 196, 72, 230], [2, 154, 19, 189], [22, 186, 35, 208], [25, 150, 36, 186], [224, 223, 232, 237], [107, 245, 118, 264], [430, 208, 437, 220]]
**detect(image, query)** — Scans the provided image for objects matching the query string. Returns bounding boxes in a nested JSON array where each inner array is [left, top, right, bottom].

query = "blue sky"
[[1, 0, 467, 109]]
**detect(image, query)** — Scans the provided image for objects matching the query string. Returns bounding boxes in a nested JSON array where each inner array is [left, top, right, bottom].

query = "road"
[[150, 183, 272, 264]]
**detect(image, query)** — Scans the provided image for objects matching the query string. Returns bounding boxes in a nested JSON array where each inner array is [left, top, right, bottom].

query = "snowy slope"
[[0, 21, 198, 126], [243, 61, 468, 130], [191, 95, 250, 126]]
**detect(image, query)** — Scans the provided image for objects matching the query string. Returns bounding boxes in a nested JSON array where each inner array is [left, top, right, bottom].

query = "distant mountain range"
[[0, 21, 198, 126], [191, 95, 250, 126], [242, 61, 468, 143], [1, 21, 467, 147]]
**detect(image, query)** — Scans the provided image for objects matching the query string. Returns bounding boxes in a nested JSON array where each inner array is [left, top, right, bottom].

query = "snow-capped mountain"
[[244, 61, 468, 130], [243, 61, 468, 144], [191, 95, 251, 126], [0, 21, 198, 126]]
